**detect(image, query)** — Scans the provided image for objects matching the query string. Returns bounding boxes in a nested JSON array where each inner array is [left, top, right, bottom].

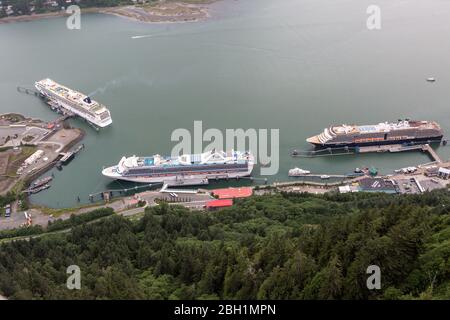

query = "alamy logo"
[[66, 5, 81, 30], [366, 5, 382, 30], [366, 265, 381, 290], [171, 121, 279, 175], [66, 265, 81, 290]]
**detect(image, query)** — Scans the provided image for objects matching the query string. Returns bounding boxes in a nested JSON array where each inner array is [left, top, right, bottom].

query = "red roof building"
[[211, 187, 253, 199], [206, 199, 233, 209]]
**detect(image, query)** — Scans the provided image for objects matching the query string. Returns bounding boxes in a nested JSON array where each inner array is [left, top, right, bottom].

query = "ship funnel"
[[83, 96, 92, 104]]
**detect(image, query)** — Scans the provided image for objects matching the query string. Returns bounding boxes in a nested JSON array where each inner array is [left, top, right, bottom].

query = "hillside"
[[0, 191, 449, 299]]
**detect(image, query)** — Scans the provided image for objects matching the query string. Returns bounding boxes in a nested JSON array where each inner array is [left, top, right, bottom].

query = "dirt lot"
[[104, 2, 210, 23]]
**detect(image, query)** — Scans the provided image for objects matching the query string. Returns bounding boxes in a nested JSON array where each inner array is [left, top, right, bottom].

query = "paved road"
[[0, 208, 50, 231], [0, 198, 212, 244], [119, 206, 147, 217], [0, 190, 213, 231]]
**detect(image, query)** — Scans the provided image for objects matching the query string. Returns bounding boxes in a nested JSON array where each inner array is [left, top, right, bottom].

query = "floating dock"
[[291, 143, 443, 163], [59, 152, 74, 163], [358, 143, 442, 163], [58, 144, 84, 164]]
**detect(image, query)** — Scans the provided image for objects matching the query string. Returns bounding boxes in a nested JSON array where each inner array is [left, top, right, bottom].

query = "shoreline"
[[0, 8, 94, 25], [0, 1, 217, 25], [0, 112, 85, 196]]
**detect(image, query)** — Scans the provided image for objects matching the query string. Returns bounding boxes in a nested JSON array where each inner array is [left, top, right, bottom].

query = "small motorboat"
[[320, 175, 330, 180], [32, 176, 53, 188], [426, 77, 436, 82], [289, 167, 311, 176]]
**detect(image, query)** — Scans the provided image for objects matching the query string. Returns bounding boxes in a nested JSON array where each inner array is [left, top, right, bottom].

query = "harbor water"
[[1, 0, 450, 207]]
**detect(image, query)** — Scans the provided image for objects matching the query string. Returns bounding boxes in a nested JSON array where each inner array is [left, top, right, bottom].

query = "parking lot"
[[0, 125, 50, 147]]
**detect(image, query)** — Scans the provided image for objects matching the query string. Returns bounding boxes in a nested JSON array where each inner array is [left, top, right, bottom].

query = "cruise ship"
[[35, 78, 112, 128], [307, 120, 443, 148], [102, 150, 254, 185]]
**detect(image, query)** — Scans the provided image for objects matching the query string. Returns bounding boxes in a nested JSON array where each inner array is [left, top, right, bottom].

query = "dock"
[[358, 143, 442, 163], [58, 144, 84, 164], [292, 143, 443, 163], [17, 85, 97, 131], [422, 144, 442, 163], [288, 174, 349, 179], [291, 146, 357, 157], [55, 113, 75, 123], [59, 152, 74, 163], [164, 177, 209, 187], [159, 184, 199, 194], [17, 86, 43, 98], [88, 182, 161, 202]]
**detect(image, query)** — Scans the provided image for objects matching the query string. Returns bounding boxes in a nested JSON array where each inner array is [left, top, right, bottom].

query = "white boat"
[[35, 78, 112, 128], [320, 175, 331, 179], [102, 150, 254, 185], [427, 77, 436, 82], [288, 167, 311, 176]]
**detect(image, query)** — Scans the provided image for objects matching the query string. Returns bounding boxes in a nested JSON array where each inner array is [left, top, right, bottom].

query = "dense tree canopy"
[[0, 0, 211, 18], [1, 0, 134, 16], [0, 190, 449, 300]]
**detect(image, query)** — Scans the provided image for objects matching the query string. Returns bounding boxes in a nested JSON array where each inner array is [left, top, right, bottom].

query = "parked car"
[[4, 204, 11, 218]]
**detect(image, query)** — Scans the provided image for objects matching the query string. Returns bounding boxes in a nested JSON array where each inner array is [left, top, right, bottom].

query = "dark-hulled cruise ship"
[[307, 120, 443, 148]]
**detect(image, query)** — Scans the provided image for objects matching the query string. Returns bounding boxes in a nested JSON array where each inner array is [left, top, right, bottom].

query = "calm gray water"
[[2, 0, 450, 207]]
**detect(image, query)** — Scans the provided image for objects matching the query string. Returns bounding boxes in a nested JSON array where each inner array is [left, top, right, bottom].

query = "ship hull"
[[102, 166, 254, 185], [310, 136, 443, 149]]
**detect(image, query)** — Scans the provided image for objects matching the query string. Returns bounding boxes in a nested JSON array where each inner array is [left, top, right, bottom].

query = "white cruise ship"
[[102, 150, 254, 185], [35, 78, 112, 128]]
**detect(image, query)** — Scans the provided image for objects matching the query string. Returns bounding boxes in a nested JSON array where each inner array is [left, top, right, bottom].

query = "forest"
[[0, 0, 202, 18], [0, 190, 449, 300], [1, 0, 133, 18]]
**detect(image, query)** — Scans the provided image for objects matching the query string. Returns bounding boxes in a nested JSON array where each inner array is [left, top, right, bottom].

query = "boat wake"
[[131, 34, 154, 39]]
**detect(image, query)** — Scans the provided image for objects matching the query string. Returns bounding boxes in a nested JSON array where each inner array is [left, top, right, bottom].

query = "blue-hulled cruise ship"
[[102, 150, 254, 185]]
